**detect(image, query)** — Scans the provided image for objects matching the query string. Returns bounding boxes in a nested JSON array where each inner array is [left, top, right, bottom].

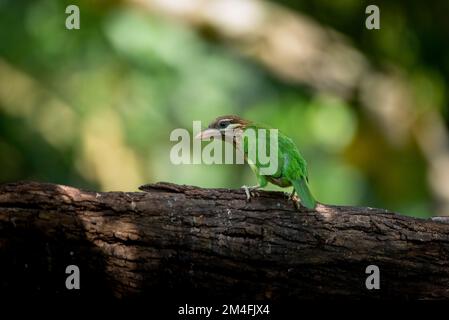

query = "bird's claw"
[[290, 194, 301, 210], [241, 185, 259, 202], [242, 185, 252, 201], [287, 190, 301, 209]]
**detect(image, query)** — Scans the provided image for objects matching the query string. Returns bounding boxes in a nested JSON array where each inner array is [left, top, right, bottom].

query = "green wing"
[[277, 133, 307, 179], [242, 124, 284, 179], [279, 133, 316, 209], [241, 124, 316, 209]]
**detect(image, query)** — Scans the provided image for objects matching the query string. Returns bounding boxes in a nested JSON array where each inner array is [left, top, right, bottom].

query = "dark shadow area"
[[0, 182, 111, 299]]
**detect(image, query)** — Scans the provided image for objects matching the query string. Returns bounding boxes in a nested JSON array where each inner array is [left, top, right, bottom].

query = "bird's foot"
[[290, 194, 301, 210], [287, 189, 296, 200], [241, 185, 260, 202]]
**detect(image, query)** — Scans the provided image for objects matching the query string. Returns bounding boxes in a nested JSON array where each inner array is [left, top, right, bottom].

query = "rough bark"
[[0, 181, 448, 300]]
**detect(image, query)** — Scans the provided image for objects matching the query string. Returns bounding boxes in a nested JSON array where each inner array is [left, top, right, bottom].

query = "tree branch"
[[0, 181, 448, 299]]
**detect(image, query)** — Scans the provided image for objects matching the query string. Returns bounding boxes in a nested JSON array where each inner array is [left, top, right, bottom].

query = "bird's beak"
[[195, 128, 221, 140]]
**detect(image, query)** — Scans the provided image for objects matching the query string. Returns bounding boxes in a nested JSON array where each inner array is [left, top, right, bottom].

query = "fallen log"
[[0, 181, 448, 300]]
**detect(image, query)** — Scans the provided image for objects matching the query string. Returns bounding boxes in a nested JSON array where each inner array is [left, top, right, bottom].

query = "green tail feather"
[[292, 178, 316, 209]]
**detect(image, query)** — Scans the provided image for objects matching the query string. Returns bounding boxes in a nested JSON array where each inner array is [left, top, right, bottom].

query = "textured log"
[[0, 181, 448, 300]]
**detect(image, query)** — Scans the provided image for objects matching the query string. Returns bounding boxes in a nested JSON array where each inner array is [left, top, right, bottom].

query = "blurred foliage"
[[0, 0, 446, 217]]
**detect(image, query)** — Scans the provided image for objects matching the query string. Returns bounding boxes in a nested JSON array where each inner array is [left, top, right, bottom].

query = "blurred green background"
[[1, 0, 448, 217]]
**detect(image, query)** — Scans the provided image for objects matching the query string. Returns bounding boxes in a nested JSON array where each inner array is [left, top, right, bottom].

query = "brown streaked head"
[[195, 115, 250, 140]]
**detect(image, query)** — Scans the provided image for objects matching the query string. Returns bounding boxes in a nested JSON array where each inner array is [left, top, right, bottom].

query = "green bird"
[[196, 115, 317, 209]]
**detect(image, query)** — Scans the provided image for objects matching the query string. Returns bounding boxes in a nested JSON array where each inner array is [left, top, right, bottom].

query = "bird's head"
[[195, 115, 249, 141]]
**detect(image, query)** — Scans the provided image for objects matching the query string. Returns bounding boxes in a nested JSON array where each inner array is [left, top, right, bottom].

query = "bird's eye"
[[219, 121, 229, 128]]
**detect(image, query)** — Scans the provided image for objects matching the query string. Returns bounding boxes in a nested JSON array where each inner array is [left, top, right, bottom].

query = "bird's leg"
[[289, 189, 301, 209], [241, 185, 260, 201], [288, 189, 295, 200]]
